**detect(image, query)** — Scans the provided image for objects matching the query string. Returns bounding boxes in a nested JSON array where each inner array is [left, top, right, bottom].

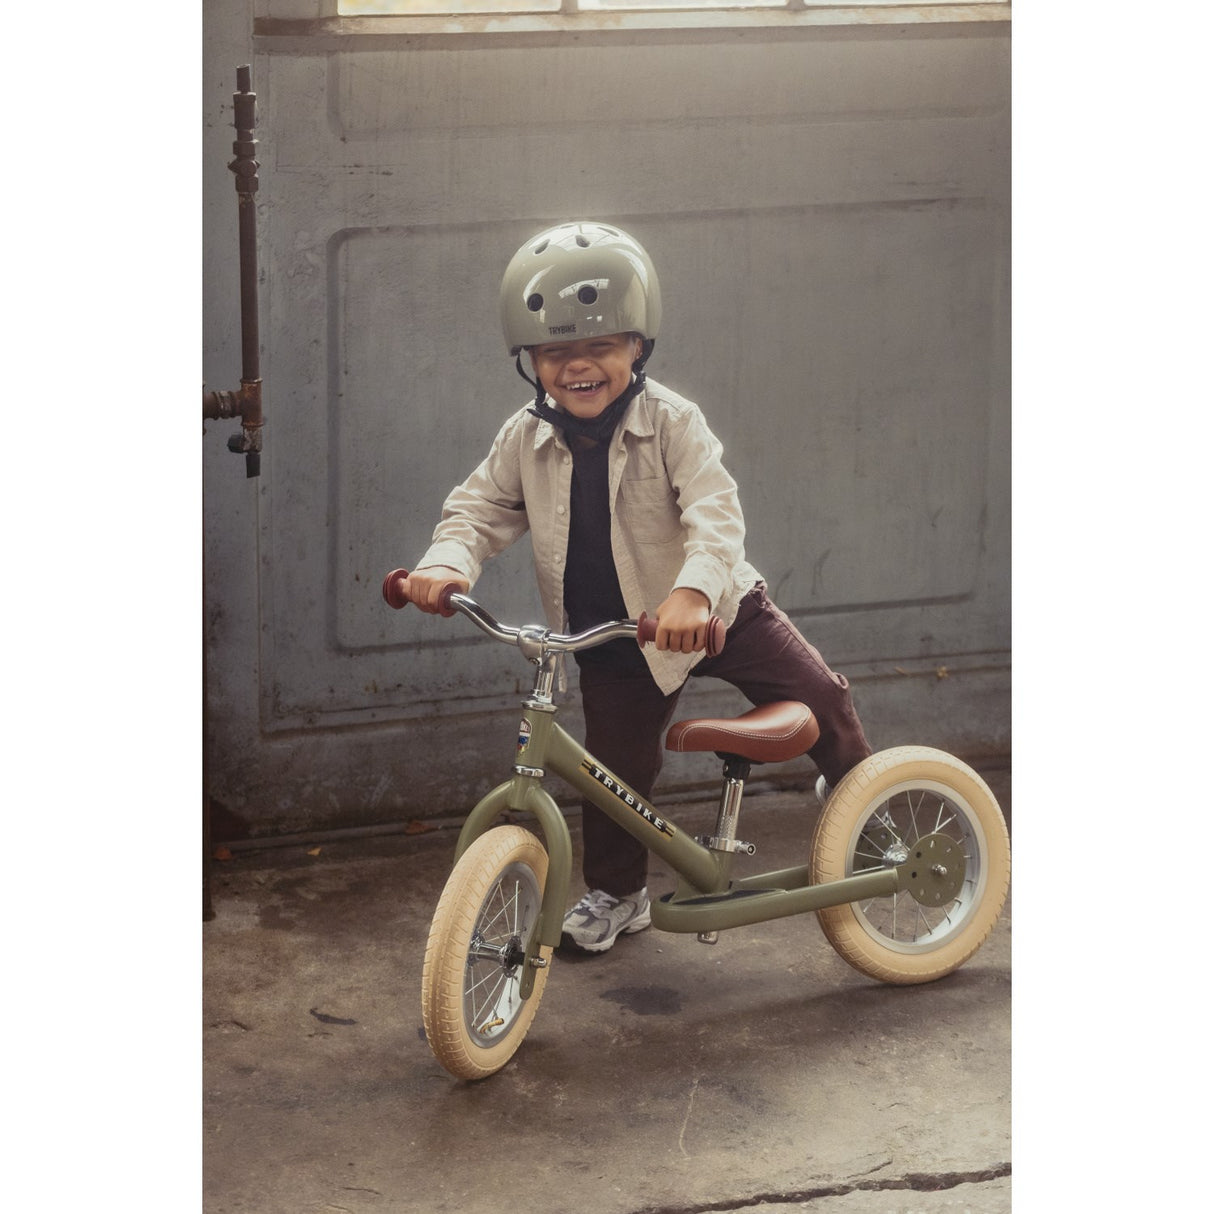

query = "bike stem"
[[522, 638, 559, 702]]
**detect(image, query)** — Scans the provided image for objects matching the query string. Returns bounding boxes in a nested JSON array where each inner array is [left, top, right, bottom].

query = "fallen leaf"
[[404, 820, 434, 835], [307, 846, 322, 856], [213, 845, 233, 862]]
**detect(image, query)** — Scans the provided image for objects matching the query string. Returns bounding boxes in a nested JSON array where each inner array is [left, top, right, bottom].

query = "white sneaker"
[[562, 888, 651, 953], [815, 774, 832, 806]]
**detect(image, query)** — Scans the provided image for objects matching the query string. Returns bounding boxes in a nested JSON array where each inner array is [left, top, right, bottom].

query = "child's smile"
[[530, 334, 641, 420]]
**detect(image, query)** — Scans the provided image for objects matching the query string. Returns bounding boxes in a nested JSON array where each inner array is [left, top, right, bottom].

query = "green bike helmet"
[[499, 221, 662, 355]]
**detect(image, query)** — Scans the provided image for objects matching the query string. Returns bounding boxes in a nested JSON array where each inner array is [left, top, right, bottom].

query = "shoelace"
[[577, 890, 620, 916]]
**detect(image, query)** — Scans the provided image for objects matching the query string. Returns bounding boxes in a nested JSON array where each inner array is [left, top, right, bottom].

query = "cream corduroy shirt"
[[415, 379, 762, 695]]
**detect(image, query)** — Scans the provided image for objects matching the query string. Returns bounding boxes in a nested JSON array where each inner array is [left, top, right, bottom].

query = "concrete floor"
[[203, 762, 1011, 1214]]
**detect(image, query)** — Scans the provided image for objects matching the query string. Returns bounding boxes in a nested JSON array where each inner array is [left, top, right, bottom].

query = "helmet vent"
[[526, 293, 544, 312], [533, 239, 549, 254], [575, 234, 591, 248], [577, 285, 599, 305]]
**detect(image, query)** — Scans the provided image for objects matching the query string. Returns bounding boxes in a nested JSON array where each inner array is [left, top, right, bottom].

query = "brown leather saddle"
[[665, 700, 819, 764]]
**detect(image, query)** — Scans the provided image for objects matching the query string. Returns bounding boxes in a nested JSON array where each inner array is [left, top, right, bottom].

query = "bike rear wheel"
[[421, 825, 551, 1080], [811, 746, 1010, 984]]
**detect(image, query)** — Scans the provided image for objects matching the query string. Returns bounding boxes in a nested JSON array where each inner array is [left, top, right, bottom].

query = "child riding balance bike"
[[386, 221, 1011, 1080]]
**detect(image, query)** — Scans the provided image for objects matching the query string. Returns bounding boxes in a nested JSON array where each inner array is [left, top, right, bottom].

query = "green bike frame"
[[453, 690, 904, 999]]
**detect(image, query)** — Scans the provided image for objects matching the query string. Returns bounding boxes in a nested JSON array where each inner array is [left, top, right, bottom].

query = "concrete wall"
[[204, 3, 1011, 837]]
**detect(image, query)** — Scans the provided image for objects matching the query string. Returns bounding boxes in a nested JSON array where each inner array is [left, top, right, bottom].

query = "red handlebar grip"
[[433, 584, 461, 617], [636, 612, 726, 658], [381, 568, 460, 617], [383, 568, 411, 609]]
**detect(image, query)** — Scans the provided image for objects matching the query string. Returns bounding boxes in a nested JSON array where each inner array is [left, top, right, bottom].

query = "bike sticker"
[[517, 719, 532, 754], [580, 757, 675, 837]]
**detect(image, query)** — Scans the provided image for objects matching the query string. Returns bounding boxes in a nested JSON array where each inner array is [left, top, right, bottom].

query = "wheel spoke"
[[481, 883, 512, 939], [507, 879, 522, 937], [931, 798, 947, 834], [467, 964, 507, 1024], [934, 805, 960, 838], [905, 790, 922, 843], [852, 832, 884, 871]]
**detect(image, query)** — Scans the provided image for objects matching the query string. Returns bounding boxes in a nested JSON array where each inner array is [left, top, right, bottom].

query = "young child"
[[398, 221, 872, 953]]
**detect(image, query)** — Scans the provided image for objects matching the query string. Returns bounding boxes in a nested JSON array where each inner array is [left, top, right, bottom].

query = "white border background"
[[7, 3, 1210, 1205]]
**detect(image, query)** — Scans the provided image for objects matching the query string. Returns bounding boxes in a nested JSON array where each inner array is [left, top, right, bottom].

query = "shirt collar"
[[530, 382, 656, 452]]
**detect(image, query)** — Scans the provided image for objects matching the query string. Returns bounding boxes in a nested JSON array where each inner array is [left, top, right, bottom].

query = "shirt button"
[[556, 505, 566, 515]]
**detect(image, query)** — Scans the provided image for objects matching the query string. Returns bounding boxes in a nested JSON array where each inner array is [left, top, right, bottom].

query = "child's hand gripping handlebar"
[[633, 610, 726, 657], [382, 568, 462, 617], [382, 567, 726, 657]]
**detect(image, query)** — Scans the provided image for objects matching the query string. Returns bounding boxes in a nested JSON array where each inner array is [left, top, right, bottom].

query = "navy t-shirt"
[[563, 436, 648, 673]]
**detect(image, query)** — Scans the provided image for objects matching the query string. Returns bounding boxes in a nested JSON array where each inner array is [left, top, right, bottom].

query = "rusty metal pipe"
[[204, 65, 264, 478], [203, 388, 238, 420], [232, 65, 261, 389], [229, 65, 263, 477]]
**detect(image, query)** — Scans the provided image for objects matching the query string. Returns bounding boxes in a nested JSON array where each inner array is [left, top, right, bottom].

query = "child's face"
[[529, 333, 642, 420]]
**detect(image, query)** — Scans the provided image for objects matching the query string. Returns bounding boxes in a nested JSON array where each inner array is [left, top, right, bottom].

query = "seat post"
[[713, 756, 751, 851], [696, 756, 754, 945]]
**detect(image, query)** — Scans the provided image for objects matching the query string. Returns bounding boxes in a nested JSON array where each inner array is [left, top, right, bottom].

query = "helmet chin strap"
[[514, 352, 546, 409], [520, 340, 656, 443]]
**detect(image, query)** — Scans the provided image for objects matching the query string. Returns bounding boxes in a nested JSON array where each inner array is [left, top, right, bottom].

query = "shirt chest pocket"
[[615, 475, 682, 545]]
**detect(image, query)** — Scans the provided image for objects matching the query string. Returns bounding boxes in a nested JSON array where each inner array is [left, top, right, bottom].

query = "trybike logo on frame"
[[579, 757, 675, 837]]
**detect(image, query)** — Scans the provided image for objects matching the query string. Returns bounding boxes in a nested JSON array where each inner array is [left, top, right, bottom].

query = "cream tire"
[[421, 826, 551, 1080], [812, 747, 1010, 984]]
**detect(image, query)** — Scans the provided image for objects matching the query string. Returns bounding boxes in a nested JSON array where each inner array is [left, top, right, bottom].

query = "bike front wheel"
[[811, 746, 1010, 984], [421, 825, 552, 1080]]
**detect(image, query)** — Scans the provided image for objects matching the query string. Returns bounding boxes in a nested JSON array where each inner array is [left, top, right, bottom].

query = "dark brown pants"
[[575, 584, 872, 896]]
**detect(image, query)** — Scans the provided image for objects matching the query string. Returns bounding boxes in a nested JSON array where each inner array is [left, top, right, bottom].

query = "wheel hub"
[[852, 822, 899, 872], [502, 936, 526, 971], [895, 832, 967, 907], [468, 931, 526, 973]]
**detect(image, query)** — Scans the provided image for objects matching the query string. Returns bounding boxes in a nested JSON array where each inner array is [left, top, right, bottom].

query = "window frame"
[[327, 1, 1011, 31]]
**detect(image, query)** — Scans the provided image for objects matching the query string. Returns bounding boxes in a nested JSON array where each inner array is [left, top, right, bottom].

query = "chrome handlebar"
[[382, 568, 725, 661]]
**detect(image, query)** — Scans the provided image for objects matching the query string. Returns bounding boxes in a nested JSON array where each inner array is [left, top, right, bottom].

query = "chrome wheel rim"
[[847, 779, 987, 954]]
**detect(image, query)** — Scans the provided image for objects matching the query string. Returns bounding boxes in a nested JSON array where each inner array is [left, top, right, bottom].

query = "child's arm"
[[410, 412, 531, 598], [651, 402, 749, 651]]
